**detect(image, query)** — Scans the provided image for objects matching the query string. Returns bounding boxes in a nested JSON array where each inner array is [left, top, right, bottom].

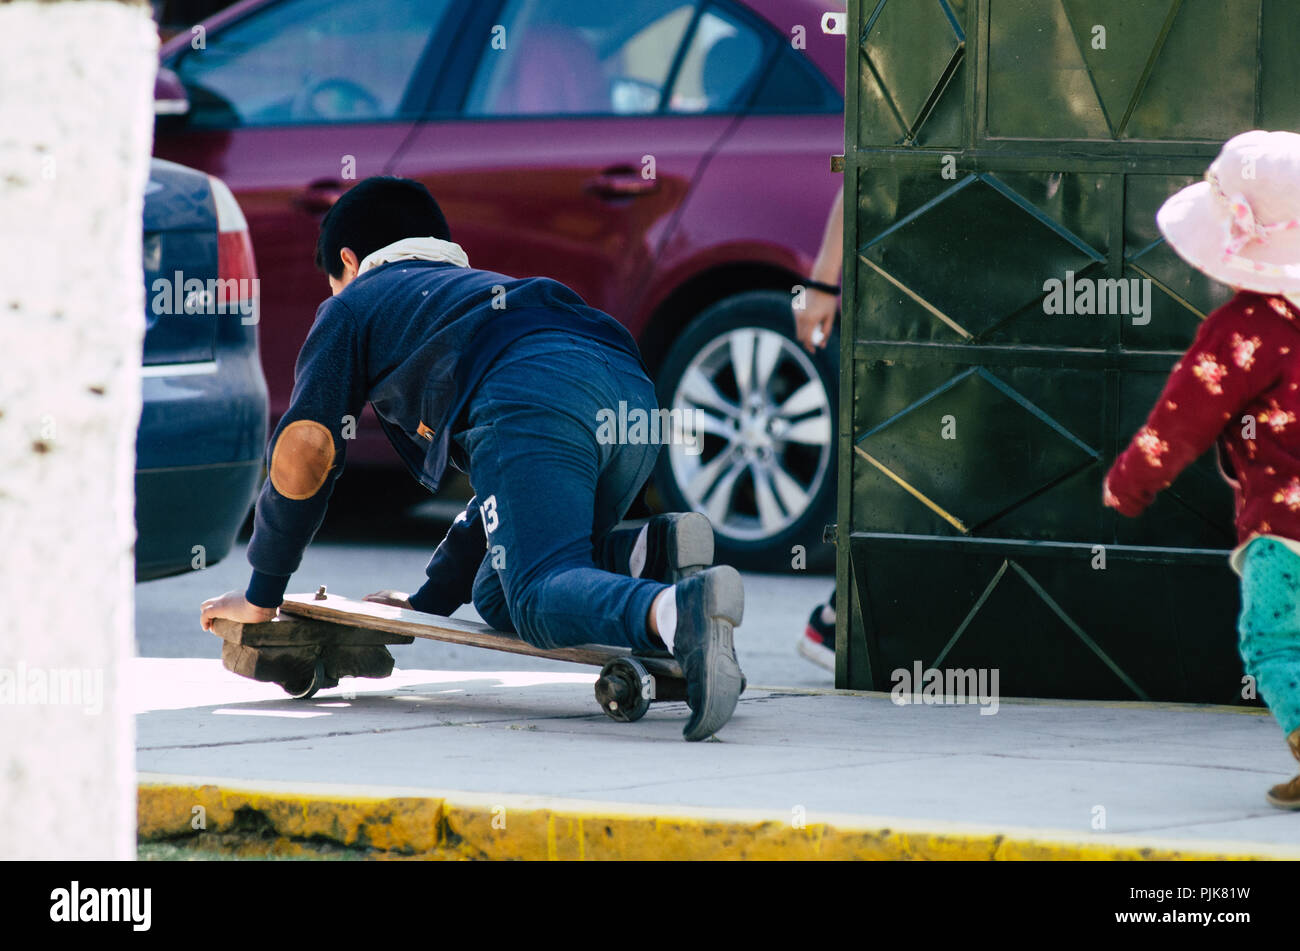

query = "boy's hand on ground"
[[364, 590, 412, 610], [200, 591, 277, 631]]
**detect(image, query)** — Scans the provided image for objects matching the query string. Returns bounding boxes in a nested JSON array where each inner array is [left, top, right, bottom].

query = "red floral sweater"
[[1105, 292, 1300, 544]]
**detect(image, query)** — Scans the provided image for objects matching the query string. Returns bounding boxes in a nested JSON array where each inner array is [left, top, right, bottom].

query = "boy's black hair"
[[314, 176, 452, 279]]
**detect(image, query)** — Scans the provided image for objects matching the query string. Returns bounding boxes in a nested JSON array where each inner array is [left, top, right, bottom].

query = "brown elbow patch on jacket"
[[269, 420, 336, 500]]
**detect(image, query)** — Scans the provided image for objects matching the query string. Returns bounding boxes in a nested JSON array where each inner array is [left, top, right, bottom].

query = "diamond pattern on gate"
[[857, 174, 1105, 341], [1060, 0, 1180, 138], [857, 0, 965, 144], [932, 557, 1148, 699], [856, 368, 1100, 533]]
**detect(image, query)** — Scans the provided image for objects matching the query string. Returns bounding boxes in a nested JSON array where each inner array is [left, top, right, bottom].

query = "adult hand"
[[795, 287, 837, 353]]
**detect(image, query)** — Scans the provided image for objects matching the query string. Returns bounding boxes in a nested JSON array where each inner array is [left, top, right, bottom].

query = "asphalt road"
[[135, 481, 837, 689]]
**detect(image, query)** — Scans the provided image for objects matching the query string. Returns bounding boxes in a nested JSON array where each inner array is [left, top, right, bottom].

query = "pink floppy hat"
[[1157, 130, 1300, 295]]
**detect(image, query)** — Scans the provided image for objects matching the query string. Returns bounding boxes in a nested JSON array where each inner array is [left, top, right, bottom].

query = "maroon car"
[[154, 0, 845, 568]]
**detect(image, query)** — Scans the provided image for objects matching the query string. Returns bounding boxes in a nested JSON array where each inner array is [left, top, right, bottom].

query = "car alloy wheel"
[[668, 325, 832, 543]]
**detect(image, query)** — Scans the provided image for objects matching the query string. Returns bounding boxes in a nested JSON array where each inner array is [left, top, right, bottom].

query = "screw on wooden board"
[[315, 585, 327, 600]]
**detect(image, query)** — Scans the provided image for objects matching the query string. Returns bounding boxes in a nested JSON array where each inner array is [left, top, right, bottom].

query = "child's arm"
[[1105, 297, 1283, 517], [407, 496, 486, 616], [243, 297, 368, 608]]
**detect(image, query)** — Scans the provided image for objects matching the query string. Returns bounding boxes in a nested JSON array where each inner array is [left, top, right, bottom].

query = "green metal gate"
[[836, 0, 1300, 701]]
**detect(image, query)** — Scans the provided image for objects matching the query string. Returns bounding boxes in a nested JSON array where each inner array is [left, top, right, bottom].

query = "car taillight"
[[208, 174, 258, 316]]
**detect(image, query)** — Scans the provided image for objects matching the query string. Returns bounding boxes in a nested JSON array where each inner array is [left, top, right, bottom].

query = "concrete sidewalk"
[[132, 658, 1300, 859]]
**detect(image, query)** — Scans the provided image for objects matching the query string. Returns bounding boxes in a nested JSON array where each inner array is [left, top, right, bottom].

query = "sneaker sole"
[[1266, 791, 1300, 810], [682, 565, 745, 741], [797, 633, 836, 672], [663, 512, 714, 582]]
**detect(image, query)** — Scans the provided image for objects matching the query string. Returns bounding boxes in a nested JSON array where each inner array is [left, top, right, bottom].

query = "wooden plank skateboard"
[[210, 586, 743, 722]]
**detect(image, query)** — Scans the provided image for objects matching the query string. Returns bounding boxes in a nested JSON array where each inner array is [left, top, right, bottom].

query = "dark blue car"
[[136, 158, 267, 579]]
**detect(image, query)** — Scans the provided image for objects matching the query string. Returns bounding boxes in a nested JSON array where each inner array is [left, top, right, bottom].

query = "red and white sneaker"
[[797, 602, 836, 672]]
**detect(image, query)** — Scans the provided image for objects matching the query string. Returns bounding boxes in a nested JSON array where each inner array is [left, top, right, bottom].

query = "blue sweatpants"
[[454, 331, 667, 652]]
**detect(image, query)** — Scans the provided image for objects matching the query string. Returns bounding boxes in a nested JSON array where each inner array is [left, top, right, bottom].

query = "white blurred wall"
[[0, 0, 157, 859]]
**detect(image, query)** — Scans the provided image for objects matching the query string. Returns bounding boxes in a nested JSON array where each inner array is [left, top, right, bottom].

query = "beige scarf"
[[357, 236, 469, 274]]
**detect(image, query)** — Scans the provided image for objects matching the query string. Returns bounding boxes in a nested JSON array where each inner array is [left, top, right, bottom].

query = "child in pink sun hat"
[[1105, 130, 1300, 810]]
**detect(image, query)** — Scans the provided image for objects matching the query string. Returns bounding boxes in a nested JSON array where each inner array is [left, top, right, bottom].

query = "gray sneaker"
[[644, 511, 714, 583], [606, 511, 713, 585], [671, 565, 745, 741]]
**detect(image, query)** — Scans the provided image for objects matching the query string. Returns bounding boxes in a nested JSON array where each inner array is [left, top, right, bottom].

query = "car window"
[[666, 6, 764, 114], [464, 0, 699, 117], [173, 0, 451, 127], [751, 46, 840, 113]]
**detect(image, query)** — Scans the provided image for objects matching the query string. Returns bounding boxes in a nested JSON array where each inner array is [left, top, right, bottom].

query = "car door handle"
[[293, 180, 345, 214], [585, 168, 660, 199]]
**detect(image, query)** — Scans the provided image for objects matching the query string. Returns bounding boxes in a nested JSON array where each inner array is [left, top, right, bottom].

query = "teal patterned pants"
[[1239, 536, 1300, 736]]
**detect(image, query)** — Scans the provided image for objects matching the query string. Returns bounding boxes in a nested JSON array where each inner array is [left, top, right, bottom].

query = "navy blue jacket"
[[244, 260, 641, 610]]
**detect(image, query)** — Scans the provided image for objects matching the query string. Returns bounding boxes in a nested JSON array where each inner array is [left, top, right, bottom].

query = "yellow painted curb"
[[137, 775, 1300, 861]]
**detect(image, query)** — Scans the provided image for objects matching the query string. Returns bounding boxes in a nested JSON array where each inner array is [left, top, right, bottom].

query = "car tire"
[[651, 290, 838, 572]]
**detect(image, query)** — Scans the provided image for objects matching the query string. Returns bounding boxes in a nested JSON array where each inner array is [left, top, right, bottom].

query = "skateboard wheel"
[[284, 659, 325, 700], [595, 658, 653, 723]]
